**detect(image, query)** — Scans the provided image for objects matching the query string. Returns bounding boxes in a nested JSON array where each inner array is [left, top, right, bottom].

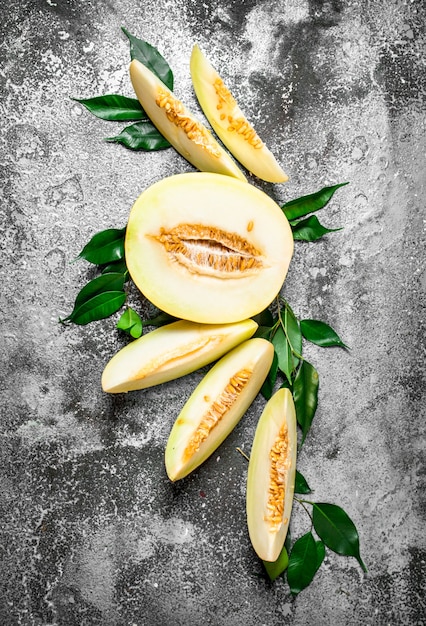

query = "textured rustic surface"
[[1, 1, 425, 624]]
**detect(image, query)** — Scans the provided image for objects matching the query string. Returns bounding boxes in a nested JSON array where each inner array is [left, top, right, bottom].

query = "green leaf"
[[261, 351, 279, 400], [252, 307, 275, 327], [63, 272, 127, 325], [263, 545, 289, 581], [316, 539, 326, 570], [283, 303, 302, 361], [293, 360, 319, 443], [254, 325, 273, 341], [73, 273, 125, 307], [73, 95, 146, 121], [101, 258, 129, 277], [273, 304, 302, 384], [290, 215, 342, 241], [300, 319, 349, 349], [106, 121, 170, 151], [272, 326, 292, 383], [122, 28, 174, 89], [282, 183, 349, 221], [295, 470, 312, 494], [287, 532, 321, 595], [117, 307, 143, 338], [312, 503, 367, 572], [77, 227, 126, 265], [64, 291, 127, 325]]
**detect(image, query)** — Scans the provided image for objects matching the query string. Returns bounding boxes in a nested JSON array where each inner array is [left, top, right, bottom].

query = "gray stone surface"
[[1, 0, 425, 624]]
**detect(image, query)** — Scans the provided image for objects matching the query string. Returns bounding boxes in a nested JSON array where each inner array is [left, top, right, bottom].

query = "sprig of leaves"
[[63, 226, 178, 335], [61, 227, 129, 326], [283, 183, 348, 242], [263, 469, 366, 591], [256, 296, 347, 444], [73, 29, 173, 150], [60, 272, 127, 325]]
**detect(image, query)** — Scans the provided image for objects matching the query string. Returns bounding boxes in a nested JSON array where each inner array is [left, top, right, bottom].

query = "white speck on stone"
[[83, 41, 94, 53]]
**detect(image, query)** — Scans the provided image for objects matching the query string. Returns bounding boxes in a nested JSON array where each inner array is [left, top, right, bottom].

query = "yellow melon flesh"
[[165, 337, 274, 481], [101, 318, 258, 393], [190, 45, 289, 184], [125, 172, 294, 324], [129, 59, 246, 181], [246, 387, 297, 562]]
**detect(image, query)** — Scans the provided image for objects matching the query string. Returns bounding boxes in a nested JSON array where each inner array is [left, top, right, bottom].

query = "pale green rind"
[[246, 387, 297, 562], [190, 44, 288, 184], [101, 318, 258, 393], [165, 338, 274, 481], [129, 59, 246, 181]]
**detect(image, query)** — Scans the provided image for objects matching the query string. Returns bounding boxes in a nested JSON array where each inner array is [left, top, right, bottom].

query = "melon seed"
[[183, 368, 252, 461], [264, 423, 291, 532], [213, 78, 263, 149], [156, 87, 221, 158], [155, 223, 264, 277]]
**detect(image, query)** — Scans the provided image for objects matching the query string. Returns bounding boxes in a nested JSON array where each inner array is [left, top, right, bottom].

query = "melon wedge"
[[101, 318, 258, 393], [246, 387, 297, 562], [129, 59, 246, 181], [165, 337, 274, 481], [190, 44, 288, 183], [125, 172, 294, 324]]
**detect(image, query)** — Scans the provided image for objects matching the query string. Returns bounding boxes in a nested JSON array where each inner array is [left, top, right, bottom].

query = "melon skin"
[[125, 172, 294, 325], [129, 59, 246, 181], [165, 337, 274, 481], [246, 387, 297, 562], [190, 44, 288, 184], [101, 318, 258, 393]]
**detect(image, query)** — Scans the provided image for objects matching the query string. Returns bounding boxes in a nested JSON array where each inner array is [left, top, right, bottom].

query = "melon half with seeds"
[[129, 59, 246, 181], [246, 387, 297, 562], [190, 44, 288, 183], [125, 172, 294, 324], [165, 337, 274, 481]]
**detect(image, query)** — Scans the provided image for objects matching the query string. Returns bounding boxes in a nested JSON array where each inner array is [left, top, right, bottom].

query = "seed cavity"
[[156, 87, 221, 158], [154, 223, 264, 278], [213, 78, 264, 150], [264, 423, 291, 532], [183, 368, 252, 461]]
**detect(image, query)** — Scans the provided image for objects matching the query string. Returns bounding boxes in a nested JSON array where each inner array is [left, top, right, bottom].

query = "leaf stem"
[[294, 497, 314, 524], [236, 447, 250, 462]]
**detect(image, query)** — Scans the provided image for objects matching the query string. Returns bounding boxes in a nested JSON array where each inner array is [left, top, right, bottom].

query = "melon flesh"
[[165, 337, 274, 481], [246, 387, 297, 562], [125, 172, 294, 324], [190, 45, 288, 183], [129, 59, 246, 181], [101, 318, 258, 393]]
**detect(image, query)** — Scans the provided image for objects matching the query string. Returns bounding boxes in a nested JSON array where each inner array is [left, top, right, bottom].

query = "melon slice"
[[246, 387, 297, 562], [190, 44, 288, 183], [101, 318, 258, 393], [129, 59, 246, 181], [125, 172, 294, 324], [165, 337, 274, 481]]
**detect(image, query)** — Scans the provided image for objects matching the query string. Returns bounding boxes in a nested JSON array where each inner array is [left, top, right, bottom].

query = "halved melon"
[[246, 387, 297, 562], [129, 59, 246, 181], [125, 172, 294, 324], [101, 318, 257, 393], [165, 337, 274, 481], [190, 45, 288, 183]]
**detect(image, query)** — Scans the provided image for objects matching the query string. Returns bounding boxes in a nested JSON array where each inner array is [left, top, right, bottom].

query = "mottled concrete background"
[[1, 0, 425, 624]]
